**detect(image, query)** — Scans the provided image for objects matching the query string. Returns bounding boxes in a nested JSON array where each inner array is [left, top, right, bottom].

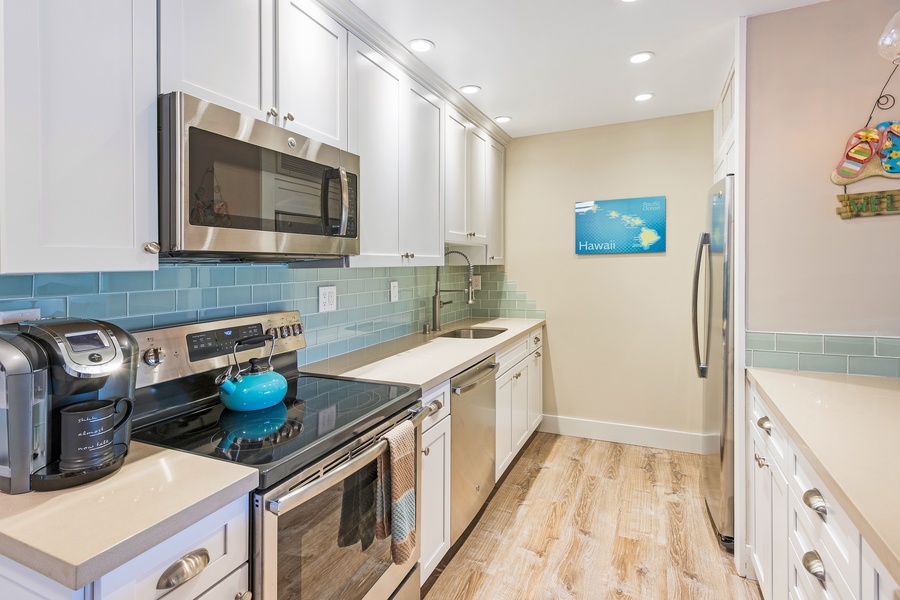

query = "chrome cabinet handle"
[[754, 453, 768, 468], [143, 242, 161, 254], [427, 399, 444, 413], [235, 593, 252, 600], [422, 447, 430, 456], [803, 488, 828, 516], [514, 372, 522, 379], [267, 107, 279, 118], [756, 416, 773, 435], [535, 351, 541, 358], [402, 252, 415, 259], [157, 548, 210, 590], [802, 550, 826, 584], [284, 112, 295, 122], [533, 336, 540, 344], [489, 255, 495, 260]]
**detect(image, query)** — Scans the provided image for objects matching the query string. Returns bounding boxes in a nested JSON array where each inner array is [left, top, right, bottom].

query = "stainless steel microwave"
[[158, 92, 360, 261]]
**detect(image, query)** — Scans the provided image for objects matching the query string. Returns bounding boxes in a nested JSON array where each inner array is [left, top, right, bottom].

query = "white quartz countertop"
[[301, 317, 545, 389], [0, 442, 259, 590], [747, 368, 900, 584]]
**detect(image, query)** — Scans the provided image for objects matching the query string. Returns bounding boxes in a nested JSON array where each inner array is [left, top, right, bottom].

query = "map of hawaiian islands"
[[575, 199, 663, 252]]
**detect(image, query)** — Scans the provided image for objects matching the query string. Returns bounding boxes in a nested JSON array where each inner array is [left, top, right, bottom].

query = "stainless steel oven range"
[[129, 311, 427, 599]]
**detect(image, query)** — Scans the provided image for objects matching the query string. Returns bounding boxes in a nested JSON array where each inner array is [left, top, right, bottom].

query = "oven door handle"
[[267, 437, 389, 516]]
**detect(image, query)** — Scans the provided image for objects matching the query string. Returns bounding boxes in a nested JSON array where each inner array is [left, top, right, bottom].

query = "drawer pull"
[[157, 548, 210, 590], [427, 399, 444, 414], [533, 336, 540, 345], [803, 488, 828, 516], [802, 550, 826, 584], [423, 447, 430, 456], [754, 453, 768, 469], [756, 416, 772, 435]]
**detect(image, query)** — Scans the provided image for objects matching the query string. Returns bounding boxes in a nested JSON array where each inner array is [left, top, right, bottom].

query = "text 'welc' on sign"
[[836, 190, 900, 219]]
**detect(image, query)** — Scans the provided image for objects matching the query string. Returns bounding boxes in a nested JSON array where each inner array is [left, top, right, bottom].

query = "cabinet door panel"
[[527, 350, 543, 433], [2, 0, 157, 273], [400, 82, 443, 265], [159, 0, 274, 120], [511, 363, 529, 451], [445, 109, 469, 243], [278, 0, 347, 147], [421, 416, 451, 580], [751, 429, 772, 599], [487, 138, 505, 264], [467, 128, 488, 244], [495, 373, 513, 482]]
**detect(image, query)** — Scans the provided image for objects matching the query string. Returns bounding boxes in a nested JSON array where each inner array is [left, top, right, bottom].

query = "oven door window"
[[187, 128, 357, 238], [277, 459, 393, 599]]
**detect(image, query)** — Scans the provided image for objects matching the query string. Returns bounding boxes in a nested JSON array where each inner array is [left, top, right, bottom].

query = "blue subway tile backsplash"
[[0, 263, 544, 364], [748, 330, 900, 378]]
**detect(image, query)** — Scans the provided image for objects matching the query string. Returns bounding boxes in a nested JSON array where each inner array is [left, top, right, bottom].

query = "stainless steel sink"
[[437, 327, 507, 339]]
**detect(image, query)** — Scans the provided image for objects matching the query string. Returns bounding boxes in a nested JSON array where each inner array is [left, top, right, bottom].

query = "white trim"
[[538, 415, 707, 455]]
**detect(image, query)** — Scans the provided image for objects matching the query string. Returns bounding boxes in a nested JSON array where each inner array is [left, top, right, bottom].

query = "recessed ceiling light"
[[629, 51, 654, 64], [460, 85, 481, 94], [409, 39, 434, 53], [621, 0, 638, 3], [494, 116, 512, 124], [634, 93, 654, 102]]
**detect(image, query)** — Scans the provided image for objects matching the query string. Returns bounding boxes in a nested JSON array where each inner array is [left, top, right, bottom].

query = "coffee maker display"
[[0, 318, 139, 494]]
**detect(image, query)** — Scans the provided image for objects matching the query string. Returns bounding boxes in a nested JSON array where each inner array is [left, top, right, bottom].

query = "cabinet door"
[[750, 429, 772, 600], [511, 362, 529, 452], [421, 416, 451, 581], [1, 0, 158, 273], [466, 127, 488, 245], [347, 35, 401, 267], [486, 138, 505, 265], [399, 80, 444, 266], [770, 458, 788, 600], [527, 349, 543, 434], [495, 371, 513, 482], [445, 108, 470, 244], [277, 0, 347, 148], [159, 0, 275, 122]]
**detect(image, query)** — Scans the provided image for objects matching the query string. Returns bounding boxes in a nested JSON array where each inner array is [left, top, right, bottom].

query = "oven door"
[[254, 417, 423, 600]]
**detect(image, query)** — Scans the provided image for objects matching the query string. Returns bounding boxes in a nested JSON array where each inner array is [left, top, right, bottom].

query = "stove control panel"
[[133, 311, 306, 388]]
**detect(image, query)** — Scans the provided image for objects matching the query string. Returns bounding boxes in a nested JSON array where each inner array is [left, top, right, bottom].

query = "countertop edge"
[[746, 367, 900, 585]]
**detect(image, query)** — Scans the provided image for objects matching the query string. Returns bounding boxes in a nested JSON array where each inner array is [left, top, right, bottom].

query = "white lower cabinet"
[[862, 540, 899, 600], [495, 330, 544, 482], [421, 414, 451, 581], [0, 498, 250, 600]]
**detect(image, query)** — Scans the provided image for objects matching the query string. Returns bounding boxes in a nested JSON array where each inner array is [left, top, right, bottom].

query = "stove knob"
[[292, 323, 302, 336], [266, 327, 280, 338], [143, 347, 166, 367], [281, 325, 291, 338]]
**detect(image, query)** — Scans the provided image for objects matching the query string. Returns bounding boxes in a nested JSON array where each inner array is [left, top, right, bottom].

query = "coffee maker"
[[0, 318, 138, 494]]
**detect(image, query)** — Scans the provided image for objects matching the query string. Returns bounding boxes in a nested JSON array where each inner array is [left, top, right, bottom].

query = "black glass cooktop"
[[133, 375, 420, 489]]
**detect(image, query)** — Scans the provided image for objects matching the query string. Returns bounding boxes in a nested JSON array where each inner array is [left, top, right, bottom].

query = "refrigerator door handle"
[[692, 232, 710, 378]]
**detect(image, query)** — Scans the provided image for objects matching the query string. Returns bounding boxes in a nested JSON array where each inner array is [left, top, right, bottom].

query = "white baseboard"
[[538, 415, 708, 455]]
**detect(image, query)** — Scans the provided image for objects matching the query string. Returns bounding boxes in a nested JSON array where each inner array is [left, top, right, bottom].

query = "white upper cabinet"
[[0, 0, 159, 273], [487, 138, 505, 265], [277, 0, 347, 147], [159, 0, 347, 148], [444, 107, 470, 244], [159, 0, 275, 123], [466, 127, 489, 246]]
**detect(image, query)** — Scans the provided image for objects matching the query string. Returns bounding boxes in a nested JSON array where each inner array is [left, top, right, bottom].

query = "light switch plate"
[[0, 308, 41, 324], [390, 281, 399, 302], [318, 286, 337, 312], [472, 275, 482, 291]]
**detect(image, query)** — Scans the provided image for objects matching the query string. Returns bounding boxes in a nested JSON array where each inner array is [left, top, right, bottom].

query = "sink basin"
[[438, 327, 507, 339]]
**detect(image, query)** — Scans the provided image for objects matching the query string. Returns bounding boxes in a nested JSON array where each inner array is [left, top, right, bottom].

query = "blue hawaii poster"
[[575, 196, 666, 255]]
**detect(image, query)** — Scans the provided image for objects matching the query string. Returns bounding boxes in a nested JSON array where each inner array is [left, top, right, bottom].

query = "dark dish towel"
[[338, 461, 377, 550], [375, 420, 417, 564]]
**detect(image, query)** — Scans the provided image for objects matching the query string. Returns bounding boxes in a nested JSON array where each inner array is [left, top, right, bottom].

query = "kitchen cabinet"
[[159, 0, 347, 148], [0, 0, 158, 273], [862, 540, 900, 600], [348, 35, 443, 268], [420, 382, 451, 581], [527, 334, 543, 433], [486, 138, 506, 265], [0, 498, 249, 599], [495, 329, 544, 481]]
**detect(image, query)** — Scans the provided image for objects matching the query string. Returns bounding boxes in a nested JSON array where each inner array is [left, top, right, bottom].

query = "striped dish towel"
[[375, 419, 417, 564]]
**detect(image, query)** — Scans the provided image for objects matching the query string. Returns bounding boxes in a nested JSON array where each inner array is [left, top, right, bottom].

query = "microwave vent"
[[279, 154, 324, 179]]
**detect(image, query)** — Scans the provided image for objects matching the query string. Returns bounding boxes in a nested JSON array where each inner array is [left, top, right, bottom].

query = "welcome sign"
[[575, 196, 666, 255]]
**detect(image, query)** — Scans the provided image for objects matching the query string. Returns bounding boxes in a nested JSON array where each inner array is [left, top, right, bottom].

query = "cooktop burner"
[[133, 374, 419, 489]]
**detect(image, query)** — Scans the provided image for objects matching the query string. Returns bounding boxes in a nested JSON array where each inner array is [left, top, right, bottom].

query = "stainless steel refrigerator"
[[692, 174, 735, 550]]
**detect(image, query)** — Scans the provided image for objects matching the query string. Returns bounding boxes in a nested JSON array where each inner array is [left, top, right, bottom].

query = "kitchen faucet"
[[433, 250, 475, 331]]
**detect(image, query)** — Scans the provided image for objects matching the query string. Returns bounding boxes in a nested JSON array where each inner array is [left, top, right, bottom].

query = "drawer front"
[[790, 489, 857, 600], [195, 563, 249, 599], [97, 498, 249, 600], [528, 328, 543, 351], [496, 338, 528, 377], [791, 451, 861, 594], [421, 381, 451, 432], [750, 388, 790, 475]]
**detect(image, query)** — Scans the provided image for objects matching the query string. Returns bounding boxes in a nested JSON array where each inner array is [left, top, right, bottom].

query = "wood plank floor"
[[424, 433, 761, 600]]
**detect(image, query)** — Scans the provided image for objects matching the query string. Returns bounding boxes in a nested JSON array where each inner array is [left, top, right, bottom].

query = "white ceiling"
[[349, 0, 829, 138]]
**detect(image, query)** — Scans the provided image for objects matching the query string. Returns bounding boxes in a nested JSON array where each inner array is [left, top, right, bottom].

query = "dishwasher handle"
[[452, 362, 499, 395]]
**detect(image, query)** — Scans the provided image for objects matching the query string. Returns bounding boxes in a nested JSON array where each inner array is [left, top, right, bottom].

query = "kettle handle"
[[232, 334, 277, 373], [112, 398, 134, 434]]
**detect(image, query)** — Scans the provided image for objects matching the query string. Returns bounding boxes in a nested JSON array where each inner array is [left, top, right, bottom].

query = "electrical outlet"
[[390, 281, 399, 302], [0, 308, 40, 325], [318, 286, 337, 312], [472, 275, 482, 291]]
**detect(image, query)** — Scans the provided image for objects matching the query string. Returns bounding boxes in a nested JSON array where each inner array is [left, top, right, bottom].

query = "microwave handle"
[[337, 167, 349, 236], [320, 167, 350, 237]]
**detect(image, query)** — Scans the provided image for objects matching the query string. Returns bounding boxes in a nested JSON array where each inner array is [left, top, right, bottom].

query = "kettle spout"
[[219, 378, 237, 395]]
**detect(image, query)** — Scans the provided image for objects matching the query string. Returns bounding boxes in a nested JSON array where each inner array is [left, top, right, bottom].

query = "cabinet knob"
[[235, 593, 252, 600], [514, 372, 522, 379], [753, 452, 768, 469], [489, 256, 495, 260], [143, 242, 161, 254], [267, 107, 279, 118], [535, 351, 541, 358], [802, 550, 826, 584], [756, 416, 772, 435], [157, 548, 210, 590], [802, 488, 828, 516], [409, 253, 415, 258], [284, 112, 295, 122], [534, 336, 540, 345], [422, 447, 430, 456]]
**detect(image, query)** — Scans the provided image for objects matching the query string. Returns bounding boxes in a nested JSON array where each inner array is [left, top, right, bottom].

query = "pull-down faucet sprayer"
[[433, 250, 475, 331]]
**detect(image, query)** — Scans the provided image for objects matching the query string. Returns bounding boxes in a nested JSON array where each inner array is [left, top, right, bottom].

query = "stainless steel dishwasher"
[[450, 354, 499, 543]]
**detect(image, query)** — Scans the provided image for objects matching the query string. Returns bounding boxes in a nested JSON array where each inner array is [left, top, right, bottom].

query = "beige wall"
[[506, 112, 713, 434], [747, 0, 900, 335]]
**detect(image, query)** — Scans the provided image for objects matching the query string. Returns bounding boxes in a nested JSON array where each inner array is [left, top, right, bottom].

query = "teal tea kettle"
[[215, 334, 288, 411]]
